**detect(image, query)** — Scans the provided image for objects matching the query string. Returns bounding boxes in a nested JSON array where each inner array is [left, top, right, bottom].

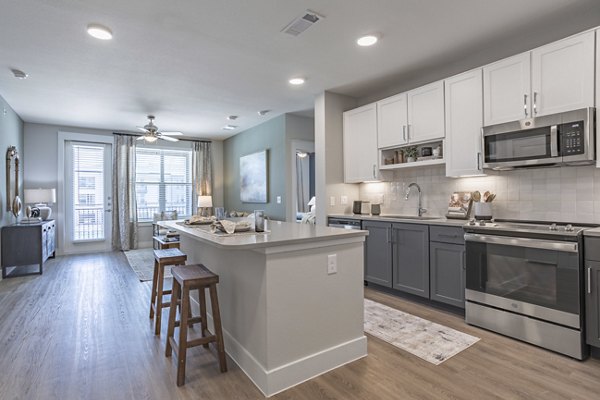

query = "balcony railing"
[[74, 206, 104, 241], [137, 205, 189, 221]]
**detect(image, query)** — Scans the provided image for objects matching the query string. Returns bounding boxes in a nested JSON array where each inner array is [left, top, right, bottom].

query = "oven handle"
[[464, 233, 578, 253]]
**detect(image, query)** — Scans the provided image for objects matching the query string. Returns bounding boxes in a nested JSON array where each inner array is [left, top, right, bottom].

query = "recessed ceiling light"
[[357, 35, 378, 47], [289, 77, 305, 85], [227, 115, 238, 121], [11, 69, 28, 79], [87, 23, 113, 40], [223, 125, 238, 131], [258, 110, 271, 116]]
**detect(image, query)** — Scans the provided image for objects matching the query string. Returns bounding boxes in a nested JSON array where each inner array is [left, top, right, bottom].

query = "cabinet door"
[[377, 93, 408, 148], [392, 223, 429, 297], [531, 31, 595, 117], [430, 242, 465, 308], [363, 221, 392, 287], [445, 69, 484, 177], [343, 104, 378, 183], [586, 261, 600, 347], [597, 29, 600, 169], [407, 81, 445, 143], [483, 52, 531, 125]]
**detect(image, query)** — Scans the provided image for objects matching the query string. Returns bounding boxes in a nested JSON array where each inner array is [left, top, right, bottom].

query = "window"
[[135, 147, 193, 221]]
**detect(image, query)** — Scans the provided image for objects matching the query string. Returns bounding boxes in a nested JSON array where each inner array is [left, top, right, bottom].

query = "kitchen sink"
[[378, 215, 440, 220]]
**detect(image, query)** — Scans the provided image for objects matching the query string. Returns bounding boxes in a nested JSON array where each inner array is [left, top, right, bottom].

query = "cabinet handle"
[[533, 92, 538, 115], [523, 94, 528, 117], [403, 125, 406, 141], [588, 267, 592, 294], [386, 228, 391, 243], [372, 164, 376, 179], [476, 152, 481, 170], [407, 124, 411, 141]]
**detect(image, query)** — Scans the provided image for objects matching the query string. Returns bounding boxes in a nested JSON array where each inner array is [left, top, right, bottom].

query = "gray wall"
[[0, 94, 25, 274], [223, 114, 314, 221]]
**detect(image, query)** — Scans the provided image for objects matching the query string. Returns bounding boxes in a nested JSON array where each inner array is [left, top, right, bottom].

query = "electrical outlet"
[[276, 196, 282, 204], [340, 195, 348, 205], [329, 196, 336, 206], [327, 254, 337, 275]]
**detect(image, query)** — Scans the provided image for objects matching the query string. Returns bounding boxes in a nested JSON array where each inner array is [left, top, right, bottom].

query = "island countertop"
[[160, 219, 368, 250]]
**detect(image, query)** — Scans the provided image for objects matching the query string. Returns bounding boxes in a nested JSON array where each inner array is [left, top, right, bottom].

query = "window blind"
[[135, 147, 193, 221]]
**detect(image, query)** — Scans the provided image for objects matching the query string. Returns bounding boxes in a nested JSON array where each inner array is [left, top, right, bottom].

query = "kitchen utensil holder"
[[474, 202, 493, 220]]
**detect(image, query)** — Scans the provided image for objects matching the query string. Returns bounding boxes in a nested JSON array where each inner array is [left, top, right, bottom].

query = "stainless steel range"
[[464, 219, 591, 359]]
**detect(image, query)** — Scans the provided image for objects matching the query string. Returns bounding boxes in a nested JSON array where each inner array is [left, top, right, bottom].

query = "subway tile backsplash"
[[359, 165, 600, 224]]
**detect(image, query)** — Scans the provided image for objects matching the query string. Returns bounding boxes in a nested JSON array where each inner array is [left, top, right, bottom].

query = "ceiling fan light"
[[144, 135, 158, 143]]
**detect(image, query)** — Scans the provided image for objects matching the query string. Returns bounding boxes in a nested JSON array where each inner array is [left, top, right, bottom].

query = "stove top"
[[463, 219, 592, 237]]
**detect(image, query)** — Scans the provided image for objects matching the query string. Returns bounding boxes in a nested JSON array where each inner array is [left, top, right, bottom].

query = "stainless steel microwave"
[[482, 107, 595, 170]]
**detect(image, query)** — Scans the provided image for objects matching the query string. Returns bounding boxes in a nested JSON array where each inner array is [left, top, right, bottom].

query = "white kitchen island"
[[160, 220, 368, 397]]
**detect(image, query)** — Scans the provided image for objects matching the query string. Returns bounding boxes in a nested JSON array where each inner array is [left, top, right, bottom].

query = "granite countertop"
[[328, 214, 469, 227], [160, 219, 368, 250]]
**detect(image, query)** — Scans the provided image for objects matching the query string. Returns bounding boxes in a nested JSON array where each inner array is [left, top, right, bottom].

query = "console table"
[[1, 220, 55, 278]]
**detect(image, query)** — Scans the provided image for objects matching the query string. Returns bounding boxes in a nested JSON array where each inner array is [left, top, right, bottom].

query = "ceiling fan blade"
[[159, 135, 179, 142], [160, 131, 183, 136], [136, 126, 150, 133], [136, 136, 146, 141]]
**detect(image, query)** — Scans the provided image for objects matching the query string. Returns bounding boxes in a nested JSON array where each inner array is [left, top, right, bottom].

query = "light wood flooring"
[[0, 252, 599, 399]]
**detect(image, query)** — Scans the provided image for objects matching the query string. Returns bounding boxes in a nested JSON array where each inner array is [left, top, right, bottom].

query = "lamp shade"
[[198, 195, 213, 208], [25, 188, 56, 204]]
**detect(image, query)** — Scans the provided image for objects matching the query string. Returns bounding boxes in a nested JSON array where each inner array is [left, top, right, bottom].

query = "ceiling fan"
[[136, 115, 182, 142]]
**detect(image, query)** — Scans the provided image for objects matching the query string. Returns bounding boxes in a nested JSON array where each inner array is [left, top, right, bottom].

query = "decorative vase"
[[407, 156, 416, 163]]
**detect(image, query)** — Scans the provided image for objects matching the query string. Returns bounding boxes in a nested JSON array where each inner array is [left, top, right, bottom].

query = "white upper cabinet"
[[343, 104, 378, 183], [483, 52, 531, 126], [377, 93, 408, 148], [484, 31, 595, 126], [531, 31, 595, 116], [596, 29, 600, 168], [407, 80, 445, 144], [445, 69, 484, 177]]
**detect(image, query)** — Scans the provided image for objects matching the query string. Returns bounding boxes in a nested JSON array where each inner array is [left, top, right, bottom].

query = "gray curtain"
[[112, 135, 138, 250], [192, 142, 213, 211]]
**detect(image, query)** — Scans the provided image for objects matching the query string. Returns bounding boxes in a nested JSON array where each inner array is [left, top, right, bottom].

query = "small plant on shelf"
[[402, 146, 418, 162]]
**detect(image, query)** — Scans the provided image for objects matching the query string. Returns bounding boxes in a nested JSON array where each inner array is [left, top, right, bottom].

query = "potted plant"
[[403, 146, 418, 162]]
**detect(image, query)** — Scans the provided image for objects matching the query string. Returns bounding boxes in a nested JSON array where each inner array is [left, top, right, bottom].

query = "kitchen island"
[[160, 220, 368, 397]]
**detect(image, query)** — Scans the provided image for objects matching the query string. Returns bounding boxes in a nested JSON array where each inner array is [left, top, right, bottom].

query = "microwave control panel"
[[560, 121, 585, 155]]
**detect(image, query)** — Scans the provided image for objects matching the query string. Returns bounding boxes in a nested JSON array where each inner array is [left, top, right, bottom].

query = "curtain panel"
[[112, 135, 138, 250], [192, 141, 213, 212]]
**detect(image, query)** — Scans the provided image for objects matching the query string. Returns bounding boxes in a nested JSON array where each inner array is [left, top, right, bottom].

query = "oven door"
[[483, 125, 559, 168], [465, 234, 580, 328]]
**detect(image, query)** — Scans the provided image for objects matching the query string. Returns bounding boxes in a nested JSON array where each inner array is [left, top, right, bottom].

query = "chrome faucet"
[[404, 182, 427, 217]]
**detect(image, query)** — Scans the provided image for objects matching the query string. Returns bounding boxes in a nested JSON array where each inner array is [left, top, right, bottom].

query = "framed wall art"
[[240, 150, 267, 203]]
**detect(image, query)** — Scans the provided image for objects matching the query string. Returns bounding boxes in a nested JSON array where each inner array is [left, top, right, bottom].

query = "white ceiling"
[[1, 0, 599, 140]]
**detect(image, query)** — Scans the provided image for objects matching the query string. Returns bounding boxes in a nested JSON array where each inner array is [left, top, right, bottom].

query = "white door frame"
[[57, 132, 114, 255]]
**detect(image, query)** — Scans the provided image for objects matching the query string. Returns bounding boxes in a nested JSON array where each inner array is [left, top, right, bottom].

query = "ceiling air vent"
[[282, 10, 323, 36]]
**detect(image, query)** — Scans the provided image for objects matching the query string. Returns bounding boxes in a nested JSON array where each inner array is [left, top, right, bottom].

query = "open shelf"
[[379, 139, 445, 170], [380, 157, 445, 170]]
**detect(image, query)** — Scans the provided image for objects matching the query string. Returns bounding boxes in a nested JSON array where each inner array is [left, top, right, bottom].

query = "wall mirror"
[[6, 146, 21, 217]]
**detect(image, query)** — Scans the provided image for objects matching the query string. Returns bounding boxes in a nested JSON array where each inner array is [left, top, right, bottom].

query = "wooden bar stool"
[[165, 264, 227, 386], [149, 248, 187, 335]]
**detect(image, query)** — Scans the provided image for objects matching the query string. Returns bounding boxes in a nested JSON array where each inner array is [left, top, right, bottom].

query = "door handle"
[[524, 94, 528, 117], [105, 209, 112, 212]]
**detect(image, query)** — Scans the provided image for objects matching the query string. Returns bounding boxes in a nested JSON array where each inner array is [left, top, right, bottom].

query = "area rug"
[[364, 298, 480, 365], [123, 248, 172, 282]]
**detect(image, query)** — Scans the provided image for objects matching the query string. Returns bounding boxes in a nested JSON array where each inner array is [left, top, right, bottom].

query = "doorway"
[[63, 140, 112, 253], [290, 140, 315, 222]]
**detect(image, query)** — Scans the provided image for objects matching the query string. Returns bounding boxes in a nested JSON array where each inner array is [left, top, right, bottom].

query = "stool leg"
[[198, 287, 209, 348], [209, 284, 227, 373], [165, 279, 180, 357], [177, 285, 190, 386], [155, 263, 166, 335], [149, 259, 159, 319]]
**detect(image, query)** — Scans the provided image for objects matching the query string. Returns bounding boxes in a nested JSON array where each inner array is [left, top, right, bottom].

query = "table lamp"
[[24, 188, 56, 220], [198, 195, 213, 217]]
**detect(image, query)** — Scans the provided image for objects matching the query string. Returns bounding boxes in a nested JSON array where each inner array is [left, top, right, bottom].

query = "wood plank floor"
[[0, 252, 599, 399]]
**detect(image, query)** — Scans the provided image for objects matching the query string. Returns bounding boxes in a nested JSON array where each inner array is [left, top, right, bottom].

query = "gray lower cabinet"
[[363, 220, 392, 287], [1, 220, 56, 278], [429, 226, 465, 308], [584, 236, 600, 347], [392, 223, 429, 298]]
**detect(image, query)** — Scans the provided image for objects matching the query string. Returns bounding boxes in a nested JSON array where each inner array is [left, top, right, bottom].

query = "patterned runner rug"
[[124, 248, 173, 282], [364, 298, 480, 365]]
